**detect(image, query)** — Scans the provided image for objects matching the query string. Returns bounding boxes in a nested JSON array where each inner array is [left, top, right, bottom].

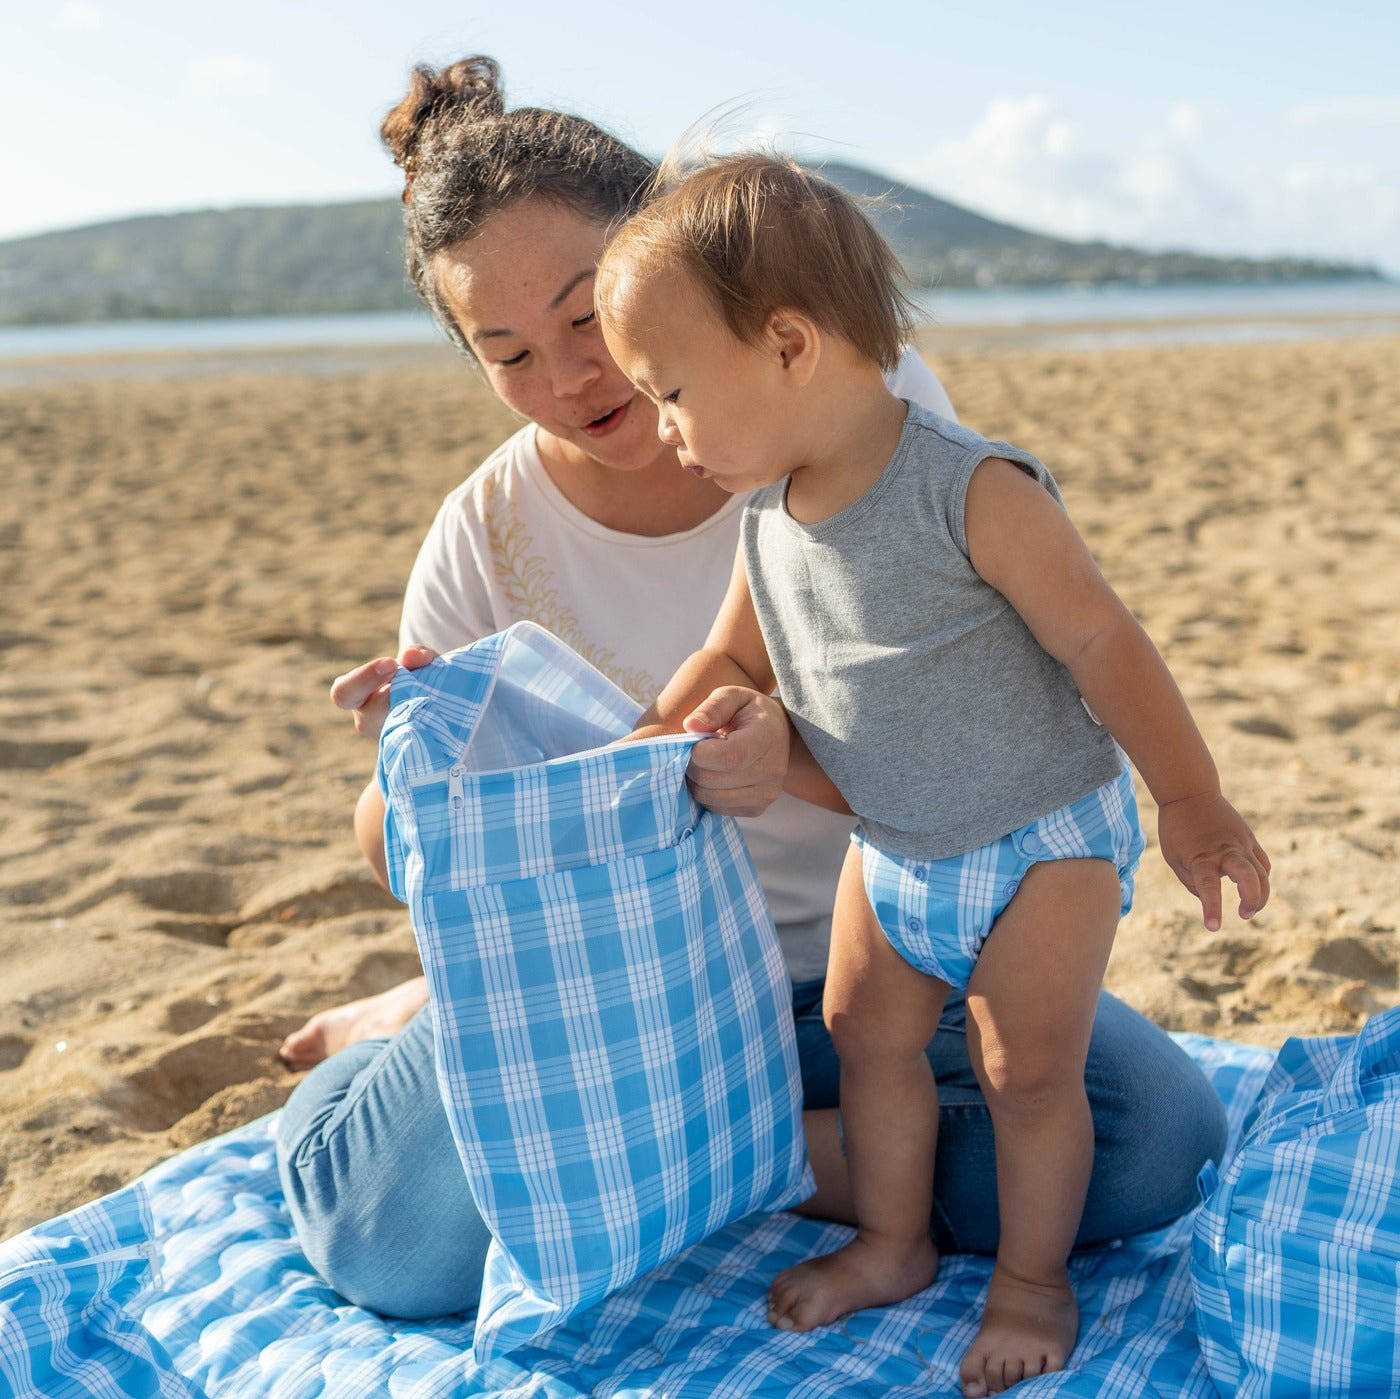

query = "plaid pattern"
[[856, 763, 1144, 987], [1191, 1005, 1400, 1397], [0, 1033, 1274, 1398], [377, 623, 813, 1362], [0, 1186, 198, 1399]]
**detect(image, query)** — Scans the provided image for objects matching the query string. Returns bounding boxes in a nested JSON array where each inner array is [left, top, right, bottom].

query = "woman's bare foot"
[[767, 1233, 938, 1332], [959, 1264, 1078, 1397], [278, 976, 428, 1070]]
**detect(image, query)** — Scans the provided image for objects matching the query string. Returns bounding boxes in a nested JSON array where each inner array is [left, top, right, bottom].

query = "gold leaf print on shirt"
[[482, 475, 660, 703]]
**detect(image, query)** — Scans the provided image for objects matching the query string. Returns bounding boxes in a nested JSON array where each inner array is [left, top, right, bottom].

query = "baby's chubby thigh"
[[823, 842, 951, 1066], [965, 856, 1122, 1107]]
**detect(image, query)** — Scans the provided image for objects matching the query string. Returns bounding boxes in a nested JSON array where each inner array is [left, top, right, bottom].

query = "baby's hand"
[[1157, 793, 1271, 932], [682, 687, 789, 818]]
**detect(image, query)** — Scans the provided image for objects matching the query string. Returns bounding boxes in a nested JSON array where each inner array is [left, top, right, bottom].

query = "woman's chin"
[[609, 439, 683, 475]]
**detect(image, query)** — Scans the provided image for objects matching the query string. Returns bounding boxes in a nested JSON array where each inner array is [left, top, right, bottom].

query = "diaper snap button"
[[907, 916, 922, 934], [1002, 879, 1019, 899], [913, 865, 927, 883], [1020, 831, 1043, 855]]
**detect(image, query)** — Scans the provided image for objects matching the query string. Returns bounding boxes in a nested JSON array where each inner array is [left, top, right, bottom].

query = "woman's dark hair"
[[381, 57, 655, 358]]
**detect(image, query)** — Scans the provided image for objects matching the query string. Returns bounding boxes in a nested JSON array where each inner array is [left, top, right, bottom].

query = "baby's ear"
[[765, 308, 820, 385]]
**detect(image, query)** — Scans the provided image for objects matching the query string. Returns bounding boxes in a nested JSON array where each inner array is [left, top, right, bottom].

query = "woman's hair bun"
[[380, 56, 505, 170]]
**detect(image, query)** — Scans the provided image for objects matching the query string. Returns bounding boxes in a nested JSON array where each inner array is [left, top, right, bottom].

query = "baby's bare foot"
[[767, 1235, 938, 1332], [278, 977, 428, 1070], [959, 1265, 1078, 1397]]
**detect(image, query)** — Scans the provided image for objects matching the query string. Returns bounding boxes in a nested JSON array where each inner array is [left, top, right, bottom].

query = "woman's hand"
[[681, 687, 791, 818], [1157, 792, 1271, 932], [330, 645, 439, 741]]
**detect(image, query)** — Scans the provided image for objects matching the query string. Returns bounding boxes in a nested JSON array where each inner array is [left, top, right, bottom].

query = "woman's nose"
[[551, 346, 603, 399]]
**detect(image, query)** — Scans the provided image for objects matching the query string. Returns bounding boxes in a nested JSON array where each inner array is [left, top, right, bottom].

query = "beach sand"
[[2, 335, 1396, 1238]]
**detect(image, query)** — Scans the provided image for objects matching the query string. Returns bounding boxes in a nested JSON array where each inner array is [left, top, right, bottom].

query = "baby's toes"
[[766, 1263, 831, 1332], [959, 1347, 991, 1398], [766, 1271, 803, 1330], [993, 1357, 1028, 1393], [960, 1375, 988, 1397]]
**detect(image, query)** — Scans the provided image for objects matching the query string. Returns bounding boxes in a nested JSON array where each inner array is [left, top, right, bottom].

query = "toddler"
[[595, 155, 1270, 1398]]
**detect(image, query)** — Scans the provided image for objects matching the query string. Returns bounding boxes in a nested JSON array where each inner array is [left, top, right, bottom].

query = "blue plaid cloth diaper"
[[1191, 1004, 1400, 1398], [377, 622, 813, 1361], [855, 763, 1144, 988]]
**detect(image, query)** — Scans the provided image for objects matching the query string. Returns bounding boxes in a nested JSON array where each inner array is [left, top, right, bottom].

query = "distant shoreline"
[[0, 271, 1391, 333]]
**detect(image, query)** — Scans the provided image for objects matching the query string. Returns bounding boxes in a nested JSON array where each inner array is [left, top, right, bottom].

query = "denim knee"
[[275, 1013, 491, 1319], [1075, 993, 1227, 1245]]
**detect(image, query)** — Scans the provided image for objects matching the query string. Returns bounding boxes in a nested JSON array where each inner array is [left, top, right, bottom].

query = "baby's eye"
[[495, 350, 528, 367], [573, 310, 596, 329], [663, 389, 681, 404]]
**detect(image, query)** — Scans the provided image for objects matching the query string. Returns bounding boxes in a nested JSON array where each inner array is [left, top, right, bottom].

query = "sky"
[[3, 0, 1397, 274]]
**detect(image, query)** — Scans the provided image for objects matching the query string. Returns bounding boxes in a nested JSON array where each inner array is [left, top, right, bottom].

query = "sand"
[[1, 334, 1396, 1239]]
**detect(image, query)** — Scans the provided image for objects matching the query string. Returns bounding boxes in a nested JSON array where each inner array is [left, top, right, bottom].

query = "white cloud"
[[1168, 102, 1211, 142], [1290, 97, 1400, 127], [183, 54, 271, 100], [900, 95, 1145, 243], [1265, 162, 1400, 263], [900, 94, 1399, 271], [56, 2, 103, 30]]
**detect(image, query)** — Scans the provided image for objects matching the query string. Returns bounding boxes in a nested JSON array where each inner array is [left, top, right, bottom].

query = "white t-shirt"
[[400, 348, 957, 981]]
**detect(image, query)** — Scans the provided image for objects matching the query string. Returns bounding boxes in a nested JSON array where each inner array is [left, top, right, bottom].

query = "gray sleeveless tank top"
[[741, 403, 1123, 859]]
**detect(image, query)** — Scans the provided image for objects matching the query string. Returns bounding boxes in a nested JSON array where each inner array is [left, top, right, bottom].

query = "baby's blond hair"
[[598, 153, 916, 370]]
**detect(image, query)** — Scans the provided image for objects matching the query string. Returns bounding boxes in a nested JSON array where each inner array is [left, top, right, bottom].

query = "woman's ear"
[[765, 309, 820, 386]]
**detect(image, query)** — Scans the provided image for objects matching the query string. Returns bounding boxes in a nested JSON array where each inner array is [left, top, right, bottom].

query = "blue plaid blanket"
[[0, 1034, 1271, 1398], [1191, 1006, 1400, 1396]]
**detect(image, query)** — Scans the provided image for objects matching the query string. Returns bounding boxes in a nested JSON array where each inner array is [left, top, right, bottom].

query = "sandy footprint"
[[0, 1035, 32, 1072], [238, 864, 402, 927], [0, 738, 89, 770], [103, 1034, 279, 1134], [160, 971, 286, 1034], [1308, 935, 1395, 985]]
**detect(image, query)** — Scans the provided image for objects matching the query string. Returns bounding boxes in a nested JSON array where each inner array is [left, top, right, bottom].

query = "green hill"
[[0, 164, 1378, 325], [0, 202, 410, 324]]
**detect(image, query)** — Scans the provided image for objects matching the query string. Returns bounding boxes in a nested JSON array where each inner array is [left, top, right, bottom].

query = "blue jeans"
[[277, 985, 1225, 1318]]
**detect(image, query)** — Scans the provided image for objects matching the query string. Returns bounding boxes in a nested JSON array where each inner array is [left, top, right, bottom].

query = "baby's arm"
[[631, 548, 850, 817], [965, 459, 1270, 931]]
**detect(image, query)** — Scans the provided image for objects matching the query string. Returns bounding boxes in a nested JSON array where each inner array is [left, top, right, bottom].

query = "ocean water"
[[0, 309, 445, 360], [1, 280, 1398, 382]]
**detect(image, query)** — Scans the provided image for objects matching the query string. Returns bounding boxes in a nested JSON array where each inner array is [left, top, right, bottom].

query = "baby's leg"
[[958, 858, 1121, 1398], [768, 845, 947, 1332]]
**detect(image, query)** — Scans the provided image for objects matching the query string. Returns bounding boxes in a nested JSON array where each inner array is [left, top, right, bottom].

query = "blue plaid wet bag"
[[377, 622, 813, 1361], [1191, 1005, 1400, 1397]]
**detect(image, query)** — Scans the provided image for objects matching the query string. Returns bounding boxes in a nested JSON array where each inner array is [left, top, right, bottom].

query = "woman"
[[275, 56, 1227, 1321]]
